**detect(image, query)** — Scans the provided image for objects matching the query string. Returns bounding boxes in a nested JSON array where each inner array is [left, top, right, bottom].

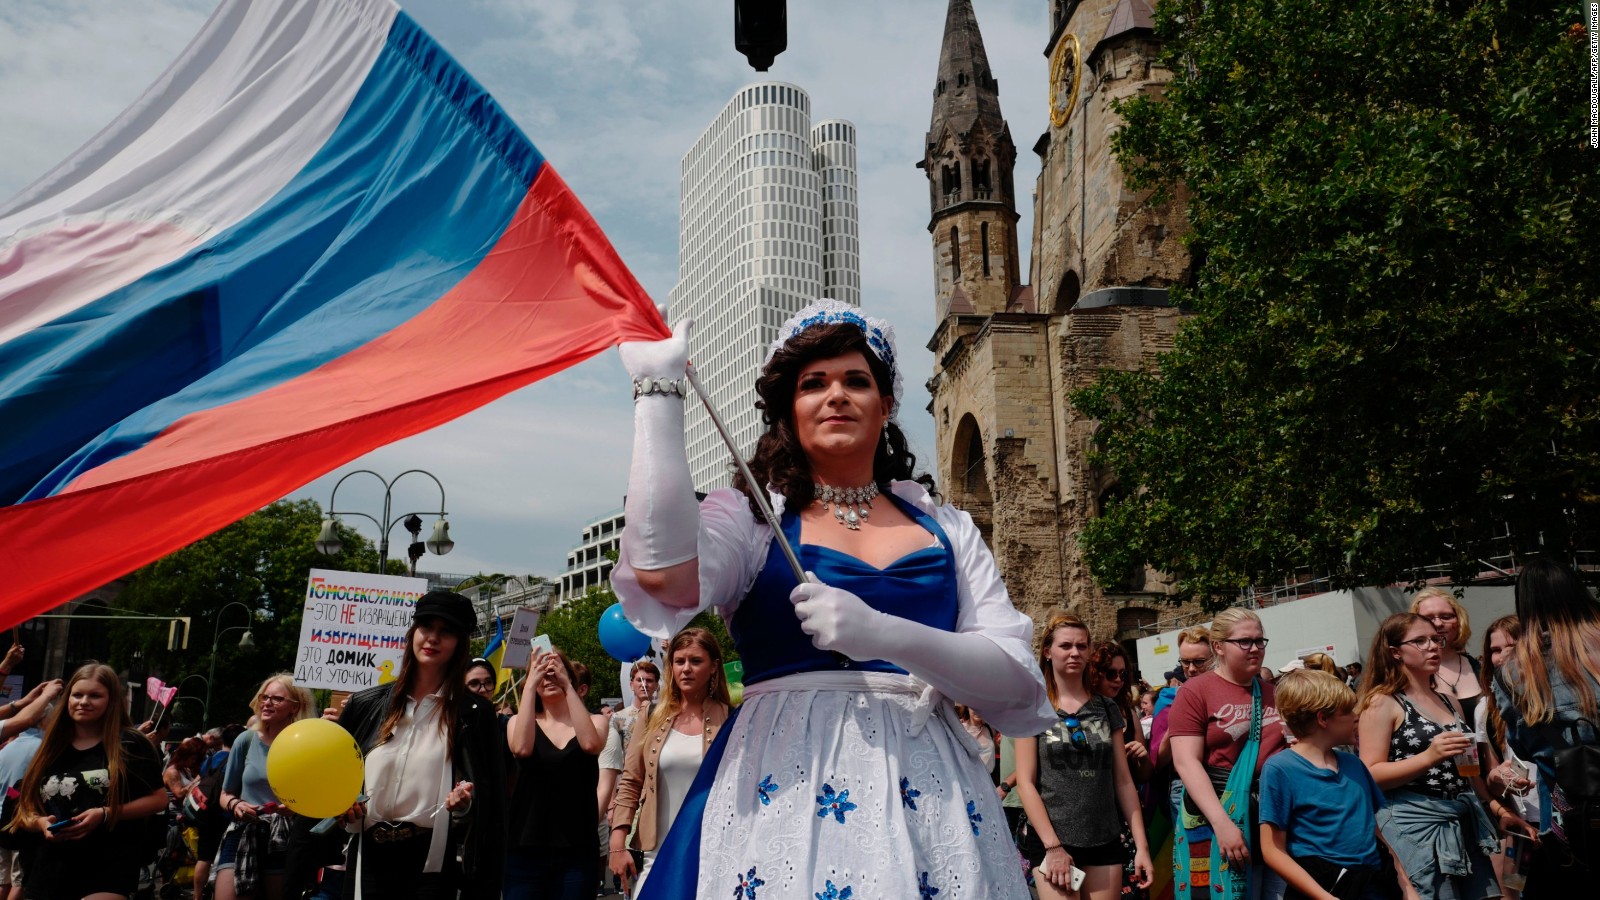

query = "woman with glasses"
[[1169, 609, 1290, 900], [1015, 615, 1154, 900], [214, 673, 315, 900], [465, 659, 497, 702], [1358, 613, 1518, 900], [1091, 642, 1152, 784], [1410, 588, 1485, 728]]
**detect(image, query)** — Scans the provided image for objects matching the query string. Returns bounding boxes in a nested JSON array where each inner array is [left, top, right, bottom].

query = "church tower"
[[922, 0, 1205, 652], [920, 0, 1021, 321]]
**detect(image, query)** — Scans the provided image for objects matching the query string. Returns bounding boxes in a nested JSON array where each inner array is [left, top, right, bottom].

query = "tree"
[[1075, 0, 1599, 605], [111, 499, 380, 726]]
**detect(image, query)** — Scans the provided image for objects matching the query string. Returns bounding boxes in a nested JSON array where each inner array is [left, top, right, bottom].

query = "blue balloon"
[[598, 603, 651, 662]]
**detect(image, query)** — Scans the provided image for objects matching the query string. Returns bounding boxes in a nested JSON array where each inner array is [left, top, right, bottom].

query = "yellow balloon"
[[266, 718, 364, 818]]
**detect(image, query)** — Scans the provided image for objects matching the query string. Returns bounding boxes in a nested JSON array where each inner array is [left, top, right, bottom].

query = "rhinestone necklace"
[[814, 482, 880, 530]]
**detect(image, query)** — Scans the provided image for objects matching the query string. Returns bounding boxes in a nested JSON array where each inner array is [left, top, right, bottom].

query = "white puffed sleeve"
[[612, 488, 773, 639], [917, 487, 1055, 736]]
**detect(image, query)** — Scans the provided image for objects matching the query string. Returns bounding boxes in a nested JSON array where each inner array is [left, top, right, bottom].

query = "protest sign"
[[294, 569, 427, 691], [501, 606, 543, 670]]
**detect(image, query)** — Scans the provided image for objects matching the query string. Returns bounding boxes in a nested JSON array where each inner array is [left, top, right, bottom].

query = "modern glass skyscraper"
[[669, 81, 861, 492]]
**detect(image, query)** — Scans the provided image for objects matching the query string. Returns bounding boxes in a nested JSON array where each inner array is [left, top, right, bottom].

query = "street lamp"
[[204, 602, 255, 728], [176, 673, 210, 726], [314, 469, 454, 574]]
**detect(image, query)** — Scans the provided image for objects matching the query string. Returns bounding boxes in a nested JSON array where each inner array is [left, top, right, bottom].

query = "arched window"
[[981, 222, 991, 277], [950, 225, 961, 280]]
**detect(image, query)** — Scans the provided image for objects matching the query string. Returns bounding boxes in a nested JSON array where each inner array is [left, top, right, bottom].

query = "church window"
[[950, 226, 961, 280], [973, 158, 992, 193], [981, 222, 990, 277]]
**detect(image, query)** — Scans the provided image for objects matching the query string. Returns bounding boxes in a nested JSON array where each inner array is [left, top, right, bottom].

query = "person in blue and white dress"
[[613, 299, 1055, 899]]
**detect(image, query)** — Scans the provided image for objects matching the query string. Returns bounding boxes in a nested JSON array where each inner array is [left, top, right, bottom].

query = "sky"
[[0, 0, 1053, 581]]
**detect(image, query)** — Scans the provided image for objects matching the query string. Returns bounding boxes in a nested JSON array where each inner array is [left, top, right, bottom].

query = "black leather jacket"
[[337, 683, 507, 899]]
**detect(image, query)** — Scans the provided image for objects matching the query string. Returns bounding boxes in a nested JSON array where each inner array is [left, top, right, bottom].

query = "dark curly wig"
[[731, 322, 934, 519]]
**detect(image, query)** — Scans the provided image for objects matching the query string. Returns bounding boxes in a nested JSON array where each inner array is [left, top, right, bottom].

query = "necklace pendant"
[[832, 503, 845, 524], [844, 507, 860, 529]]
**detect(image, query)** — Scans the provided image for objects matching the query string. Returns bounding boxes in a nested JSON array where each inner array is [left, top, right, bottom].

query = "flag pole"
[[684, 364, 806, 584]]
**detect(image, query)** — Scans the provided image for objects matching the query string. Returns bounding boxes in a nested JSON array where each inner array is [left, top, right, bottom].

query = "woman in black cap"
[[333, 590, 506, 899]]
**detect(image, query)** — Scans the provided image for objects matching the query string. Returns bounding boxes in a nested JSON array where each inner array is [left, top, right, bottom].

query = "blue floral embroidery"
[[899, 776, 921, 811], [918, 871, 941, 899], [966, 799, 983, 835], [733, 866, 765, 899], [757, 774, 778, 806], [814, 880, 853, 900], [815, 783, 857, 824]]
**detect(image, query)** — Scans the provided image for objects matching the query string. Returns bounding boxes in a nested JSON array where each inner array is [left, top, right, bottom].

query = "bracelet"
[[608, 848, 630, 855], [632, 377, 687, 400], [1042, 842, 1063, 852]]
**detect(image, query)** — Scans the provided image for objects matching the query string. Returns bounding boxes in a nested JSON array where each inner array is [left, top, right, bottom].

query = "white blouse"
[[359, 690, 455, 874]]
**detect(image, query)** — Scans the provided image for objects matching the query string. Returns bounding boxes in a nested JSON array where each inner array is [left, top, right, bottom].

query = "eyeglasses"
[[1058, 714, 1089, 747], [258, 695, 295, 706], [1219, 638, 1269, 651], [1422, 613, 1459, 623], [465, 679, 495, 690], [1178, 657, 1211, 670], [1394, 634, 1447, 649], [1100, 669, 1126, 682]]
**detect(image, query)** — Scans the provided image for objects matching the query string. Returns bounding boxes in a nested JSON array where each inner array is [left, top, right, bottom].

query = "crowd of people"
[[0, 300, 1594, 900]]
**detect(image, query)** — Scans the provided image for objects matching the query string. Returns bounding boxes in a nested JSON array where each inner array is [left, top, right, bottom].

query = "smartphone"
[[257, 802, 284, 815], [1070, 865, 1087, 892], [46, 818, 72, 832], [530, 634, 553, 656]]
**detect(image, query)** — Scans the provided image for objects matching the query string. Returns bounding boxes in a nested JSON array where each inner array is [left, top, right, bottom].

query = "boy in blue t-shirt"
[[1259, 669, 1387, 900]]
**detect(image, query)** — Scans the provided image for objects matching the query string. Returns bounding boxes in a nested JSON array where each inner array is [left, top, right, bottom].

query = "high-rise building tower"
[[669, 81, 861, 491]]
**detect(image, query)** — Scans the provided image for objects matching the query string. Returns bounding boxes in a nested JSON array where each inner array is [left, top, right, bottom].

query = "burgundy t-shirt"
[[1167, 671, 1290, 777]]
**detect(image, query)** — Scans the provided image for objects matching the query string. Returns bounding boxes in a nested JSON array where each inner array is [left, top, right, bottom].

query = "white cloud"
[[2, 0, 1055, 580]]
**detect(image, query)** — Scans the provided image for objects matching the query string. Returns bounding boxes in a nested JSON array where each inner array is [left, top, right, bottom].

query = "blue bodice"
[[730, 493, 959, 684]]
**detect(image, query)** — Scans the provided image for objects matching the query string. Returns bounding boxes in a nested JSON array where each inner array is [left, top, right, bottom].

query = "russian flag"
[[0, 0, 667, 628]]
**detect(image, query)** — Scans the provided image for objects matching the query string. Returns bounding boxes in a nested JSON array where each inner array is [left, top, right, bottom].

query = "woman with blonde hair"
[[1410, 588, 1484, 724], [8, 663, 166, 900], [1168, 608, 1290, 900], [608, 628, 730, 894], [1357, 613, 1524, 900], [1015, 616, 1154, 900], [215, 673, 314, 900], [1493, 559, 1600, 893]]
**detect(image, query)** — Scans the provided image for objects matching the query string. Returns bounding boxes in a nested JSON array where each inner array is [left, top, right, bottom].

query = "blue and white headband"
[[764, 299, 902, 418]]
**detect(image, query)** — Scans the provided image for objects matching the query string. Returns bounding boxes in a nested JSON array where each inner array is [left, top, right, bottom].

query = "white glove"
[[789, 575, 889, 662], [618, 320, 698, 570], [619, 318, 692, 381], [790, 573, 1039, 710]]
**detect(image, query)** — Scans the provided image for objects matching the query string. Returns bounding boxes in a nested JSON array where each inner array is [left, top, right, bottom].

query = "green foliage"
[[112, 499, 381, 726], [1080, 0, 1599, 605]]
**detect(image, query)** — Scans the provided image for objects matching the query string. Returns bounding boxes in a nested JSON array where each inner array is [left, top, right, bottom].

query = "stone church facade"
[[920, 0, 1205, 656]]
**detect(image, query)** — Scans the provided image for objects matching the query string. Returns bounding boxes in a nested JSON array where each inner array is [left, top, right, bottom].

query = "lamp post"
[[176, 673, 210, 726], [314, 469, 454, 574], [204, 602, 255, 729]]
